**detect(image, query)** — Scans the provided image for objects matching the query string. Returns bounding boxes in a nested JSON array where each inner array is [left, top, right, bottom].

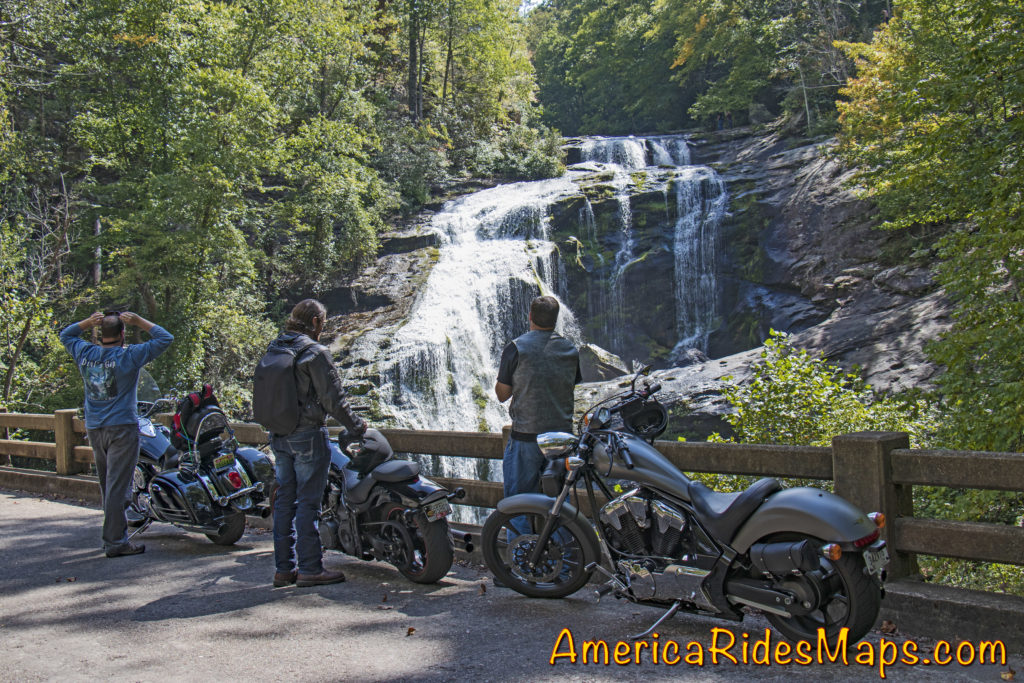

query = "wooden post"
[[54, 409, 82, 475], [832, 431, 918, 579], [0, 407, 9, 466]]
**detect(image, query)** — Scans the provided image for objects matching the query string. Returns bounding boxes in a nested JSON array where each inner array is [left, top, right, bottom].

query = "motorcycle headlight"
[[537, 431, 577, 459]]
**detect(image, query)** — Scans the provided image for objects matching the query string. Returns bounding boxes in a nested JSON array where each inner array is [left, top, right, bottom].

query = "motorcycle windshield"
[[137, 369, 162, 403]]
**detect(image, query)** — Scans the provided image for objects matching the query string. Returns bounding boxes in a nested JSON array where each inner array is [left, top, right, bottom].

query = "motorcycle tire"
[[205, 510, 246, 546], [482, 509, 593, 599], [760, 533, 881, 645], [381, 504, 453, 584]]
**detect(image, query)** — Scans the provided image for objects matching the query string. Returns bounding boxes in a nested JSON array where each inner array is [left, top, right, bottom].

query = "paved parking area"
[[0, 488, 1018, 682]]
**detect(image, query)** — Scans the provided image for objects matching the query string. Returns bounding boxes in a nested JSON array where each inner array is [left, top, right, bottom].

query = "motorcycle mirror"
[[630, 364, 653, 393]]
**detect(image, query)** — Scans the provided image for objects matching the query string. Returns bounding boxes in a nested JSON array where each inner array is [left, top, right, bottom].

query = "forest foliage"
[[0, 0, 561, 412]]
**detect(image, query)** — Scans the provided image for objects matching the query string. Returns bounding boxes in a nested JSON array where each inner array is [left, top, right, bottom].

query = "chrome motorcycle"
[[128, 371, 275, 545], [481, 366, 889, 644]]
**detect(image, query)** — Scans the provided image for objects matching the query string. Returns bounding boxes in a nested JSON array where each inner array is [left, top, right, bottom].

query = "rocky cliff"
[[323, 126, 950, 437]]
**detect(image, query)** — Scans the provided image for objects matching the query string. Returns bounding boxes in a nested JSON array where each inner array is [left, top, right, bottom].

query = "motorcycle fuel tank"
[[589, 432, 692, 501]]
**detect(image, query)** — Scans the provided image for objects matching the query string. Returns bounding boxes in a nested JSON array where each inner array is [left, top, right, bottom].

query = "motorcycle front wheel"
[[127, 464, 151, 528], [482, 510, 592, 598], [379, 504, 453, 584], [761, 533, 881, 644]]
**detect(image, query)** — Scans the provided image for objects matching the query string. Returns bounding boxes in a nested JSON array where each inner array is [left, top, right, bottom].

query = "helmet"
[[344, 428, 393, 474], [621, 399, 668, 441]]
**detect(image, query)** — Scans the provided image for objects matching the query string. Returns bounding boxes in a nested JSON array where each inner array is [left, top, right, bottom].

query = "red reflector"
[[853, 529, 879, 549], [227, 471, 243, 489]]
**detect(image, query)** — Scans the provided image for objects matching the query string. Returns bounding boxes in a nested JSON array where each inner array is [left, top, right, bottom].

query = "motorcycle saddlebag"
[[148, 469, 220, 527]]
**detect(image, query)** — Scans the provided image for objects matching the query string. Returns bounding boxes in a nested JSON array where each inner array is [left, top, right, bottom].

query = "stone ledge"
[[882, 577, 1024, 652]]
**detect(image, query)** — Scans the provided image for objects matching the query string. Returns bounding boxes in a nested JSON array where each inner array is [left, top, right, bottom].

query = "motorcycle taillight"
[[227, 471, 243, 489], [853, 529, 880, 548]]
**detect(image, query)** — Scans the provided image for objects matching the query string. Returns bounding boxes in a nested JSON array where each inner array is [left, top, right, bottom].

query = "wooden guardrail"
[[2, 412, 1022, 580]]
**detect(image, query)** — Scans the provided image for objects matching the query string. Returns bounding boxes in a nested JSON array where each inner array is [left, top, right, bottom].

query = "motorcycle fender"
[[496, 493, 603, 565], [729, 487, 878, 552], [384, 475, 449, 508]]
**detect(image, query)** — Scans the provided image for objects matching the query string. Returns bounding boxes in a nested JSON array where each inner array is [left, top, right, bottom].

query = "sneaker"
[[105, 542, 145, 558], [273, 570, 298, 587], [295, 569, 346, 587]]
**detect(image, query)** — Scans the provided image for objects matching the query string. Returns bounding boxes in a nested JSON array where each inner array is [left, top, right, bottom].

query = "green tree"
[[711, 330, 934, 447], [837, 0, 1024, 452]]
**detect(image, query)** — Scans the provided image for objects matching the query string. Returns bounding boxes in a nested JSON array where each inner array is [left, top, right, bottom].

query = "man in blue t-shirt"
[[61, 311, 173, 557]]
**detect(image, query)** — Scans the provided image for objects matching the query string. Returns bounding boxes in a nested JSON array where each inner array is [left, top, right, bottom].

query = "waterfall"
[[347, 134, 727, 522], [671, 168, 727, 352]]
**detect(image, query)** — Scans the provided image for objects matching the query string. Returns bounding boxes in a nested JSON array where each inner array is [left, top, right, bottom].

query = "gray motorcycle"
[[481, 366, 889, 644]]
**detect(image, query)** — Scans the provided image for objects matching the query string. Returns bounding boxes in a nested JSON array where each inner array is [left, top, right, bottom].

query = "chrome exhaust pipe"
[[450, 531, 474, 554]]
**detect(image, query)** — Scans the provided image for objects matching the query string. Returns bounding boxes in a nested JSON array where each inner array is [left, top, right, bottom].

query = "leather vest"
[[509, 330, 578, 434]]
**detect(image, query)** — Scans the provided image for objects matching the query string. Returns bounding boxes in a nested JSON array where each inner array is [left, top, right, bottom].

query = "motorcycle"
[[481, 365, 889, 644], [127, 370, 276, 545], [318, 428, 472, 584]]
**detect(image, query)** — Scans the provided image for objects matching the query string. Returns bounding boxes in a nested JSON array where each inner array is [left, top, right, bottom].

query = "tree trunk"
[[407, 0, 420, 120]]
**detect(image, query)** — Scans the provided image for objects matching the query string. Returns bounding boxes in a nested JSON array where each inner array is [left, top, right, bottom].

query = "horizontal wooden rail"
[[893, 518, 1024, 566], [0, 439, 56, 460], [657, 441, 832, 479], [0, 414, 55, 431], [431, 477, 504, 509], [891, 448, 1024, 492]]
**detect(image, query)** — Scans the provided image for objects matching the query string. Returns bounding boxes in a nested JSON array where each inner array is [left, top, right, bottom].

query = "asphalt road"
[[0, 488, 1018, 682]]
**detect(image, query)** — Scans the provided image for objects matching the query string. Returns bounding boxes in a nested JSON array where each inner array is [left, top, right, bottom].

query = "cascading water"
[[347, 134, 726, 522]]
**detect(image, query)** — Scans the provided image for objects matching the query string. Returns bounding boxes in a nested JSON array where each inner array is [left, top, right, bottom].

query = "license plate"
[[213, 452, 236, 470], [424, 499, 451, 522], [863, 545, 889, 578]]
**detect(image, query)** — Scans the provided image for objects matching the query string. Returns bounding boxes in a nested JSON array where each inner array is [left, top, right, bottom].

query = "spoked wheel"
[[762, 534, 881, 644], [127, 464, 152, 528], [482, 510, 593, 598], [205, 510, 246, 545], [380, 504, 453, 584]]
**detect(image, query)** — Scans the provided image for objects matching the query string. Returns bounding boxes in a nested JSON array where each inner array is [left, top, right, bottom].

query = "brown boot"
[[295, 568, 346, 587], [273, 570, 297, 587]]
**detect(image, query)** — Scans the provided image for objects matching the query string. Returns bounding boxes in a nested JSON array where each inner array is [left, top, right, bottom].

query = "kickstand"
[[628, 600, 681, 640], [127, 519, 152, 541]]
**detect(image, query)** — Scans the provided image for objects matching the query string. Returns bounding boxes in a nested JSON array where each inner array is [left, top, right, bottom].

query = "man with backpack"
[[254, 299, 367, 588], [60, 310, 173, 557]]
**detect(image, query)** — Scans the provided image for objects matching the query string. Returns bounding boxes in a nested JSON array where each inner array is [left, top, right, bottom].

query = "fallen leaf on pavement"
[[1001, 668, 1016, 681], [66, 577, 77, 582], [376, 605, 393, 611], [880, 620, 897, 634], [478, 583, 486, 595], [381, 593, 388, 602], [406, 627, 416, 636]]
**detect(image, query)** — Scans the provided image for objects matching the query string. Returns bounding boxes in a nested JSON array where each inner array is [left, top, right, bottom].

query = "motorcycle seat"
[[688, 477, 782, 543], [343, 460, 421, 505]]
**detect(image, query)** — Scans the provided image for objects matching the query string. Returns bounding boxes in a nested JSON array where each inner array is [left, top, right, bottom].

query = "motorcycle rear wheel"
[[205, 510, 246, 545], [482, 510, 592, 598], [380, 504, 453, 584], [761, 533, 881, 645]]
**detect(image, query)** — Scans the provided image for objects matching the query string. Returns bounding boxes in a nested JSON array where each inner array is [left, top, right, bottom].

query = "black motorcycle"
[[481, 365, 889, 644], [127, 371, 275, 545], [318, 428, 472, 584]]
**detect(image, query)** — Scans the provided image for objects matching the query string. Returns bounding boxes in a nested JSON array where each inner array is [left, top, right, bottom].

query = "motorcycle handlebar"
[[644, 383, 661, 396]]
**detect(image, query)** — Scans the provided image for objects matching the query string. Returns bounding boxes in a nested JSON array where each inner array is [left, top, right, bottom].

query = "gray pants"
[[87, 424, 140, 551]]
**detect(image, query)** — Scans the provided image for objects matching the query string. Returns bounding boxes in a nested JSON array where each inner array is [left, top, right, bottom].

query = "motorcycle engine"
[[599, 489, 689, 559]]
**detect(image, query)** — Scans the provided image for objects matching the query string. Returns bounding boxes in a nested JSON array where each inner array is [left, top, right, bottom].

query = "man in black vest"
[[494, 296, 581, 515], [265, 299, 367, 588]]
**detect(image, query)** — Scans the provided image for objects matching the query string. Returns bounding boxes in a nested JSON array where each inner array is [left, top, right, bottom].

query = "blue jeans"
[[503, 438, 546, 537], [272, 427, 331, 574]]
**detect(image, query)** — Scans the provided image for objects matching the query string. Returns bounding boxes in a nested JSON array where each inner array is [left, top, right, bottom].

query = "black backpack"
[[252, 336, 317, 435]]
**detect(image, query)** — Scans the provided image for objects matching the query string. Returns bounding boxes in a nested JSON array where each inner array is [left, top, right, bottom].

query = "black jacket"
[[277, 332, 365, 434]]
